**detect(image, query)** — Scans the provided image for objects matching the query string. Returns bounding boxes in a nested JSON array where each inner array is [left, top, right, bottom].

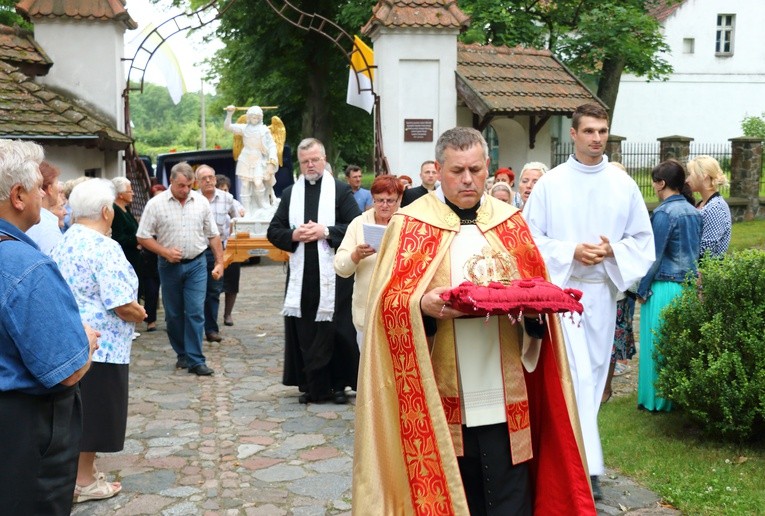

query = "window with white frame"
[[715, 14, 735, 56]]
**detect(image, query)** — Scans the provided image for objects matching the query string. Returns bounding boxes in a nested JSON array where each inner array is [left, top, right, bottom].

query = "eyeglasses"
[[373, 198, 398, 205], [299, 157, 324, 166], [198, 175, 216, 182]]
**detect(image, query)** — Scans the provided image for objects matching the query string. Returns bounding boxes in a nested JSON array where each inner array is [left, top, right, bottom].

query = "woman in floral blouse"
[[51, 179, 146, 503]]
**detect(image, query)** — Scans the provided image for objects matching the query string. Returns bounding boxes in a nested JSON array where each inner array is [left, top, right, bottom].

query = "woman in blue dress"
[[636, 160, 701, 412]]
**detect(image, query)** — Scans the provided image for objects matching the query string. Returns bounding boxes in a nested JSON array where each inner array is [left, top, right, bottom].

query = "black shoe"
[[188, 364, 214, 376], [333, 390, 348, 404], [205, 332, 223, 343], [298, 392, 332, 404], [175, 358, 188, 369], [591, 475, 603, 501]]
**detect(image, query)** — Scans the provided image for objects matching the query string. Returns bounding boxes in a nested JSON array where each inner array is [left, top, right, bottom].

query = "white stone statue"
[[224, 105, 279, 217]]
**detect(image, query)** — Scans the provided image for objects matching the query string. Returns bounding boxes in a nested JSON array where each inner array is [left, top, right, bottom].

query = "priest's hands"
[[292, 221, 327, 243], [421, 287, 464, 320], [574, 235, 614, 266]]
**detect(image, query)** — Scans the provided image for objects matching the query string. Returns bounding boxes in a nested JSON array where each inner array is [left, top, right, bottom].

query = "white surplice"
[[522, 154, 655, 475]]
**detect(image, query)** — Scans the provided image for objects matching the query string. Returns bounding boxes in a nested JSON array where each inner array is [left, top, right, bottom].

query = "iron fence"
[[551, 141, 749, 200]]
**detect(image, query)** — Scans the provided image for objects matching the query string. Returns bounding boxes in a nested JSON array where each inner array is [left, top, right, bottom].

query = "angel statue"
[[224, 105, 282, 215]]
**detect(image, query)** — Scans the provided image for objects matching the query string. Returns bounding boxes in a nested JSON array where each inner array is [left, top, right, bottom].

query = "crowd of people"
[[0, 100, 734, 513]]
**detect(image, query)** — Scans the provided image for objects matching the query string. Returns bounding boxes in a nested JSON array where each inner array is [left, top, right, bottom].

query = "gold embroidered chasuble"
[[352, 194, 592, 516]]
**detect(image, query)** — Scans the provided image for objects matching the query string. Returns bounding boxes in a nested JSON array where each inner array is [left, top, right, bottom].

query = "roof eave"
[[455, 70, 491, 119]]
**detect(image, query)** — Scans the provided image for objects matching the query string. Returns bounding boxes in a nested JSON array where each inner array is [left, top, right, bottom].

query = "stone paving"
[[72, 259, 679, 515]]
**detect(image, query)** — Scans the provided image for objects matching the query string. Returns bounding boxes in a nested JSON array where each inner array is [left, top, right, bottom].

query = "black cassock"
[[267, 176, 361, 398]]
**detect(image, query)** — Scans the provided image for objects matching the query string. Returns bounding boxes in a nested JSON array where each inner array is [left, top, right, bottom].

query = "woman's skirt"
[[612, 296, 636, 362], [80, 362, 129, 452], [637, 281, 682, 412]]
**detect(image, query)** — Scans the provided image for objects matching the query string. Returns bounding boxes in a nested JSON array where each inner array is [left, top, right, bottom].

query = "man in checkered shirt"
[[137, 162, 223, 376]]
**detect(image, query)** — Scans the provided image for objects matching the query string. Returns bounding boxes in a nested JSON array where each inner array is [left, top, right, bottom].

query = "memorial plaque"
[[404, 119, 434, 142]]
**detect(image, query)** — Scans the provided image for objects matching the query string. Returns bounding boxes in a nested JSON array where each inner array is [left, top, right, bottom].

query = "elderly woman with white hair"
[[51, 179, 146, 504], [514, 161, 549, 208], [111, 177, 143, 298]]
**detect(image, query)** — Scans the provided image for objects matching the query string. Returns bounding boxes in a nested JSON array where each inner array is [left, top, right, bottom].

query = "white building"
[[0, 0, 136, 180], [613, 0, 765, 143], [362, 0, 603, 179]]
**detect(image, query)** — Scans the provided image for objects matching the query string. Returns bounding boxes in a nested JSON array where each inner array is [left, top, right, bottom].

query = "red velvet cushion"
[[440, 278, 583, 317]]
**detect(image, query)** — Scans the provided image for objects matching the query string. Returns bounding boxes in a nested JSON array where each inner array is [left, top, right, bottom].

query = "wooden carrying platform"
[[224, 233, 289, 266]]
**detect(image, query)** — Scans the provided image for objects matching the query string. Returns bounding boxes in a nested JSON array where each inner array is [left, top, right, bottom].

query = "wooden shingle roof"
[[456, 42, 605, 120], [0, 24, 52, 77], [0, 60, 131, 150], [363, 0, 470, 36], [16, 0, 138, 29]]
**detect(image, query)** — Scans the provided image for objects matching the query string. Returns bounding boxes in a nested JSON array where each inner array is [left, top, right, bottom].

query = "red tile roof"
[[362, 0, 470, 36], [0, 60, 131, 150], [0, 24, 52, 76], [16, 0, 138, 29], [456, 43, 605, 118], [647, 0, 687, 22]]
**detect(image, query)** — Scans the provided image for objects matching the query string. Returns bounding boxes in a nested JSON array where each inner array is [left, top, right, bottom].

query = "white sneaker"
[[132, 332, 141, 340]]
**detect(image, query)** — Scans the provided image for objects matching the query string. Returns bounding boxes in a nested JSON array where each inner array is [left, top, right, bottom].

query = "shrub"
[[655, 250, 765, 442]]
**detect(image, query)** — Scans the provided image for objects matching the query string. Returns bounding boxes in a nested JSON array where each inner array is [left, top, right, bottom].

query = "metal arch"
[[262, 0, 388, 175], [122, 0, 235, 215], [124, 0, 234, 95], [123, 0, 389, 215]]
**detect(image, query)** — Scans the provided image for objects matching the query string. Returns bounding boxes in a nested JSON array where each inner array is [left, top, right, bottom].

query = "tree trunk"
[[302, 31, 333, 159], [597, 56, 626, 126], [302, 64, 333, 157]]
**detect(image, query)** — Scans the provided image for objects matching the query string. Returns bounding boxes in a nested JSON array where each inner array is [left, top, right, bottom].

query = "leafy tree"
[[0, 0, 30, 29], [128, 82, 232, 158], [460, 0, 675, 122], [741, 113, 765, 140], [208, 0, 377, 169]]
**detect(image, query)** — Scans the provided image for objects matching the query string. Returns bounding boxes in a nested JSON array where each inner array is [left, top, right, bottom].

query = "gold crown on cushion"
[[463, 245, 521, 286]]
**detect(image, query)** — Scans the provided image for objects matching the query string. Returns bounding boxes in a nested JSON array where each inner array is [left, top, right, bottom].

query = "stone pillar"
[[606, 134, 625, 165], [657, 135, 693, 163], [729, 136, 763, 221]]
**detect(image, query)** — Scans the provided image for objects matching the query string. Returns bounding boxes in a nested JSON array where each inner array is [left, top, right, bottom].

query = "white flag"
[[346, 36, 375, 114]]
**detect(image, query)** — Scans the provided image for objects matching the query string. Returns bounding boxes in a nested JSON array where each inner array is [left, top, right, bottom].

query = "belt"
[[179, 252, 204, 264]]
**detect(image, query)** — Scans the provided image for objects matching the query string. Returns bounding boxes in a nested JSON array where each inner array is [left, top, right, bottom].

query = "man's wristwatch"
[[323, 226, 330, 239]]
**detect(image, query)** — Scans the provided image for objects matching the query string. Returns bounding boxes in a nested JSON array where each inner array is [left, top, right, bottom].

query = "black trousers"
[[0, 386, 82, 516], [458, 423, 532, 516]]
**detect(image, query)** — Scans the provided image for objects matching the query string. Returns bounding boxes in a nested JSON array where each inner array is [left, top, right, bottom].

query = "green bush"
[[655, 250, 765, 442]]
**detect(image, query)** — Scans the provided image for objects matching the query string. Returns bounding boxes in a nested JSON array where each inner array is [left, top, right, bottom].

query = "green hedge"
[[655, 250, 765, 443]]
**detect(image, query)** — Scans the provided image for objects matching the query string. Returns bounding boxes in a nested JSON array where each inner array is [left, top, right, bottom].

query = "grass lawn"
[[600, 219, 765, 514], [729, 220, 765, 251], [600, 394, 765, 515]]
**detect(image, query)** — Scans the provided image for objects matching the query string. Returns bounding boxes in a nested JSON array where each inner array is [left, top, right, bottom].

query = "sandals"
[[74, 477, 122, 503]]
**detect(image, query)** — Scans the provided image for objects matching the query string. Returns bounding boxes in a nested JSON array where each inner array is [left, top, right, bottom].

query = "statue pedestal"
[[224, 234, 288, 266], [232, 218, 271, 237], [224, 206, 288, 266]]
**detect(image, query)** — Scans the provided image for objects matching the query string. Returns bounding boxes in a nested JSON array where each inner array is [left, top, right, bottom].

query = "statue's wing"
[[232, 114, 247, 161], [269, 116, 287, 167]]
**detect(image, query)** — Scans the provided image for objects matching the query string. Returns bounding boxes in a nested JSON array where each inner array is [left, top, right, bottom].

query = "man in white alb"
[[522, 103, 655, 499]]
